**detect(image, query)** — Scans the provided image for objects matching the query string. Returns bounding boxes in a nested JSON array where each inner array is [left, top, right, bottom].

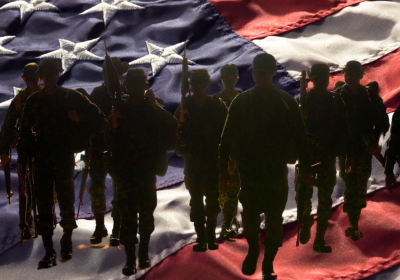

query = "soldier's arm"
[[337, 96, 354, 159], [17, 97, 34, 165], [368, 82, 390, 139], [287, 95, 311, 174], [74, 91, 107, 136], [0, 98, 19, 154], [156, 104, 178, 152], [385, 106, 400, 175], [219, 96, 241, 172]]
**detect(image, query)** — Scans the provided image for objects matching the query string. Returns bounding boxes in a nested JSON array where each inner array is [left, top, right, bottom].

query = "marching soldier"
[[296, 63, 354, 253], [17, 58, 107, 268], [105, 69, 178, 276], [219, 54, 312, 280], [0, 63, 41, 239], [175, 62, 227, 252], [88, 57, 129, 246], [214, 64, 241, 240], [335, 61, 389, 240]]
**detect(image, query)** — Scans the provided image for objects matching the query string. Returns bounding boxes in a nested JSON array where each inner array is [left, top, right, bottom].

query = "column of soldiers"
[[1, 51, 396, 279]]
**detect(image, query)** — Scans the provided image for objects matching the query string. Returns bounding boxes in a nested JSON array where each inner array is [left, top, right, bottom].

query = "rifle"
[[299, 70, 308, 125], [26, 157, 37, 238], [178, 41, 190, 148], [18, 162, 29, 245], [295, 162, 321, 247], [103, 39, 122, 113], [4, 147, 12, 204], [76, 148, 91, 220]]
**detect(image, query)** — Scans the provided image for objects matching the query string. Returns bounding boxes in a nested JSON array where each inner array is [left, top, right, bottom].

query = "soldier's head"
[[21, 63, 39, 86], [220, 64, 239, 90], [343, 61, 364, 87], [250, 53, 278, 85], [308, 63, 331, 91], [123, 68, 149, 95], [189, 69, 214, 95], [36, 58, 63, 87], [101, 57, 130, 84]]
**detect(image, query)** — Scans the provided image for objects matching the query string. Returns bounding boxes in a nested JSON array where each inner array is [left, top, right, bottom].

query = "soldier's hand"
[[297, 173, 313, 189], [111, 106, 121, 130], [179, 108, 189, 124], [147, 90, 160, 110], [345, 157, 355, 174], [219, 170, 231, 189], [227, 160, 237, 175], [0, 154, 10, 170], [370, 142, 381, 157], [68, 110, 81, 123], [385, 174, 397, 193]]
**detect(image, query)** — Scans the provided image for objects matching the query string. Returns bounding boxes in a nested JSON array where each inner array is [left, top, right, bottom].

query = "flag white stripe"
[[252, 1, 400, 80]]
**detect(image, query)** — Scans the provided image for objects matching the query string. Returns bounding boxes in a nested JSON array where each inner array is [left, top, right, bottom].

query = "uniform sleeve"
[[0, 98, 19, 154], [286, 95, 311, 174], [157, 105, 178, 151], [219, 95, 241, 172], [73, 91, 107, 136], [17, 96, 35, 164], [103, 115, 120, 151], [336, 95, 354, 158], [368, 82, 390, 139], [385, 106, 400, 175]]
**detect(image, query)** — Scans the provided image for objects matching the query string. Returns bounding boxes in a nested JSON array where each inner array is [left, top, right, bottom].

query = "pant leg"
[[184, 157, 206, 223], [203, 159, 221, 221], [34, 162, 56, 236], [117, 167, 138, 246], [296, 177, 314, 224], [137, 176, 157, 242], [54, 156, 77, 231], [354, 151, 372, 211], [110, 174, 121, 221], [222, 168, 241, 219], [88, 152, 107, 214]]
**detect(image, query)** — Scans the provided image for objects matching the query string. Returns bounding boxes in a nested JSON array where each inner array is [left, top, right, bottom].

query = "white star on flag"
[[37, 38, 103, 74], [129, 41, 195, 77], [0, 36, 17, 55], [0, 0, 58, 24], [0, 87, 21, 110], [79, 0, 144, 26]]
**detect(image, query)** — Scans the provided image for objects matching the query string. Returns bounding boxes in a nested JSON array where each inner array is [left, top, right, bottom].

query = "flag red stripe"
[[142, 187, 400, 280], [209, 0, 374, 40]]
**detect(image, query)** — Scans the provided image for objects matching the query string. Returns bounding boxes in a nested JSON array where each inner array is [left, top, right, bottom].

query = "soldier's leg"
[[313, 165, 336, 253], [34, 162, 57, 269], [297, 181, 314, 245], [117, 168, 138, 276], [184, 158, 207, 251], [109, 174, 121, 246], [88, 152, 108, 244], [238, 164, 262, 276], [137, 175, 157, 269], [203, 160, 221, 250], [24, 175, 34, 239], [54, 157, 77, 260], [220, 168, 241, 239], [262, 165, 288, 280]]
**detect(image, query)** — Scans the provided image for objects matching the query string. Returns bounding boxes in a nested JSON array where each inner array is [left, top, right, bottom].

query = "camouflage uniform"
[[214, 90, 241, 233], [297, 87, 353, 248], [336, 81, 389, 234], [18, 86, 107, 237], [174, 94, 227, 242], [104, 96, 177, 247], [385, 105, 400, 176], [88, 84, 122, 222]]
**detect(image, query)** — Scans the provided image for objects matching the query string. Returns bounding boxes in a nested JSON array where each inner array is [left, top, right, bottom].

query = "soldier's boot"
[[122, 244, 137, 276], [313, 222, 331, 254], [262, 246, 278, 280], [193, 222, 207, 252], [109, 219, 121, 247], [90, 213, 108, 244], [345, 209, 363, 241], [219, 215, 234, 240], [138, 238, 151, 269], [242, 238, 260, 276], [299, 216, 314, 245], [60, 229, 73, 260], [38, 234, 57, 269], [206, 219, 219, 250]]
